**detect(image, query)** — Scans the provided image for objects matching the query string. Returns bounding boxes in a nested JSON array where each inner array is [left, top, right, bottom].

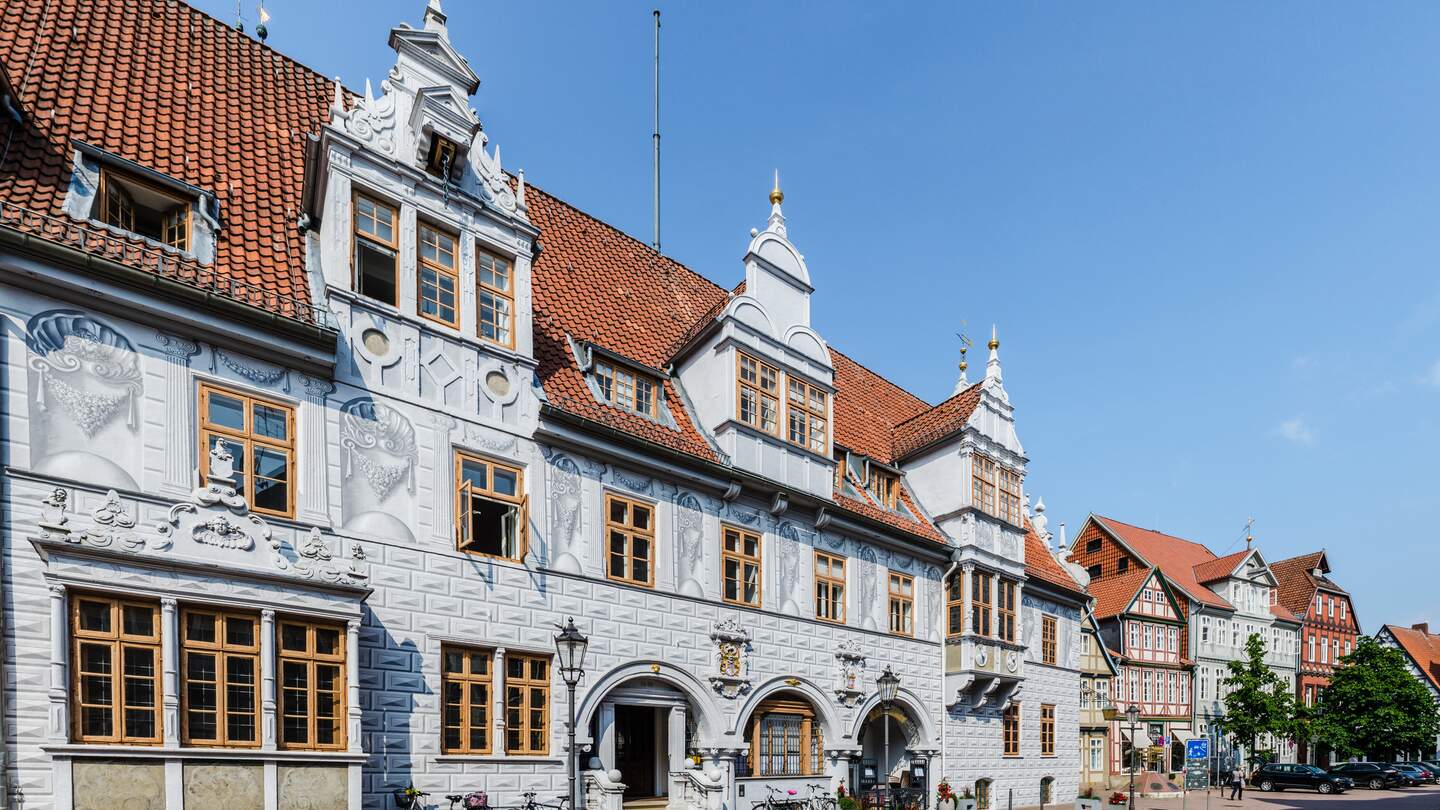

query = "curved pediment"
[[746, 230, 811, 289], [784, 325, 831, 366]]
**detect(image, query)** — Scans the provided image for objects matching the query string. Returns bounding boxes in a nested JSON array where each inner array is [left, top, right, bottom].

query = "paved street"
[[1117, 785, 1440, 809]]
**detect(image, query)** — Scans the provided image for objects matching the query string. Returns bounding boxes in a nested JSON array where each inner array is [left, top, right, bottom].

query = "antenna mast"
[[652, 9, 661, 252]]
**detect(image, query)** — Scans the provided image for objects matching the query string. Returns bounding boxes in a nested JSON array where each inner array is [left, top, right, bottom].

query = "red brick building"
[[1270, 551, 1358, 765]]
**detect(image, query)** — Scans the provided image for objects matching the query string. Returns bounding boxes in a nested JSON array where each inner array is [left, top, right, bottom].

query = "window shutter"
[[457, 479, 473, 550], [518, 494, 530, 557]]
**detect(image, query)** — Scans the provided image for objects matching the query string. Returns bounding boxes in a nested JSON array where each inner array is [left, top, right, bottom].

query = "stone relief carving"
[[159, 440, 267, 553], [333, 78, 397, 156], [340, 397, 417, 499], [834, 639, 867, 707], [889, 549, 914, 572], [548, 454, 583, 574], [675, 492, 705, 598], [210, 348, 289, 392], [580, 458, 608, 478], [858, 545, 880, 631], [462, 424, 517, 454], [26, 310, 142, 437], [611, 468, 653, 494], [821, 530, 846, 551], [727, 505, 762, 527], [274, 528, 370, 585], [777, 522, 803, 614], [925, 565, 943, 642], [707, 618, 752, 699]]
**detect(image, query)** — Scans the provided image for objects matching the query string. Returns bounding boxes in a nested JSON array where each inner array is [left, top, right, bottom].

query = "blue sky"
[[203, 0, 1440, 630]]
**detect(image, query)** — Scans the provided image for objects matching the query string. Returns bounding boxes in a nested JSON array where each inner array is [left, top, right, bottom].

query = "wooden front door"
[[615, 705, 658, 797]]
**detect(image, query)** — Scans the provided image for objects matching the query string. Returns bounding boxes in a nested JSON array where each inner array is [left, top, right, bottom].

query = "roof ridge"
[[1096, 514, 1217, 554]]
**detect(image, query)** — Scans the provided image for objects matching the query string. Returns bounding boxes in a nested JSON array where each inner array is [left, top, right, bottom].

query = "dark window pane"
[[226, 617, 255, 648], [78, 601, 111, 633], [186, 613, 216, 644], [314, 629, 340, 657], [280, 624, 307, 652], [492, 468, 517, 497], [125, 708, 154, 739], [188, 710, 216, 740], [253, 403, 288, 441], [356, 240, 397, 305]]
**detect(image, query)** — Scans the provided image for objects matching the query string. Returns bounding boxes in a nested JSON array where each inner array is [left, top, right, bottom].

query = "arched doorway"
[[849, 691, 935, 807]]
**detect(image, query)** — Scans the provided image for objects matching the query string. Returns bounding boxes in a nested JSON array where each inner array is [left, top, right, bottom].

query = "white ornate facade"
[[0, 3, 1084, 810]]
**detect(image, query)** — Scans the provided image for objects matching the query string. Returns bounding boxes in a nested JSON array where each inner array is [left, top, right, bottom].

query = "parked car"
[[1397, 762, 1440, 784], [1249, 763, 1353, 794], [1328, 762, 1404, 790], [1390, 764, 1432, 785]]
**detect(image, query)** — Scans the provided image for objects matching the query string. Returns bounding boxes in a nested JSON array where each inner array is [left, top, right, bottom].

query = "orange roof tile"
[[892, 383, 984, 460], [1271, 551, 1350, 622], [1088, 567, 1154, 619], [1093, 516, 1232, 610], [1023, 525, 1086, 597], [1193, 550, 1249, 583], [1384, 624, 1440, 692]]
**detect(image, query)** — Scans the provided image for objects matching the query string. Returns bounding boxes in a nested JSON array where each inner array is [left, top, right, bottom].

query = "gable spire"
[[985, 324, 1003, 385], [423, 0, 448, 35], [766, 169, 787, 237]]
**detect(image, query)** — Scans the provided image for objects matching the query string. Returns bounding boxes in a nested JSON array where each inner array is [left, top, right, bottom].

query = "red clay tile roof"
[[1023, 525, 1086, 597], [830, 349, 932, 464], [892, 383, 984, 460], [1383, 624, 1440, 692], [1089, 567, 1154, 620], [1093, 516, 1232, 610], [0, 0, 334, 319], [1271, 551, 1350, 622], [1193, 550, 1249, 583]]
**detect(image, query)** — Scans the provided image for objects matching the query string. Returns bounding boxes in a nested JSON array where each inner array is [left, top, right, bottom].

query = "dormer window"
[[866, 467, 900, 509], [786, 378, 828, 453], [425, 135, 461, 181], [95, 168, 191, 251], [418, 222, 459, 327], [737, 353, 780, 435], [353, 193, 398, 306], [595, 361, 658, 418]]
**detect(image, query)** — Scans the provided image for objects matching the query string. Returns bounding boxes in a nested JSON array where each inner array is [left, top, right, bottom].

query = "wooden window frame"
[[946, 570, 965, 638], [198, 381, 297, 519], [594, 360, 660, 418], [1002, 702, 1020, 757], [441, 645, 493, 755], [972, 454, 997, 517], [867, 467, 900, 510], [97, 167, 191, 251], [785, 375, 829, 454], [971, 570, 993, 637], [455, 451, 528, 561], [352, 191, 400, 306], [997, 579, 1017, 643], [748, 697, 825, 777], [604, 493, 656, 588], [276, 619, 346, 751], [504, 652, 551, 755], [736, 352, 780, 436], [1040, 704, 1056, 756], [1041, 615, 1057, 665], [180, 608, 261, 748], [425, 135, 461, 180], [721, 525, 762, 608], [888, 572, 914, 637], [70, 595, 162, 745], [477, 248, 516, 349], [814, 551, 846, 624], [998, 466, 1022, 526], [417, 221, 460, 328]]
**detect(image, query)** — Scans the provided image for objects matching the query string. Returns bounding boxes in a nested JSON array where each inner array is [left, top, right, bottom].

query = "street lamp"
[[877, 667, 901, 808], [555, 617, 590, 810], [1125, 704, 1141, 810]]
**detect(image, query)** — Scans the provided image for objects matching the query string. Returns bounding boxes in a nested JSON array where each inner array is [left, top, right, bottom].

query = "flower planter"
[[956, 799, 977, 810], [1076, 799, 1103, 810]]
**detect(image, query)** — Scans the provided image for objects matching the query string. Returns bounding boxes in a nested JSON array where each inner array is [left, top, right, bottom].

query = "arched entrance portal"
[[590, 677, 701, 804], [849, 691, 936, 805]]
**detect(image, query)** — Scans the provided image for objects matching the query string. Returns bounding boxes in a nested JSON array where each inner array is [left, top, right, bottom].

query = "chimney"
[[1414, 622, 1430, 635]]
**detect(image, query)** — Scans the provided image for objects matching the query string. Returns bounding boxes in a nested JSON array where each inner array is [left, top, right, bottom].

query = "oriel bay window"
[[889, 572, 914, 636], [737, 352, 780, 434], [71, 595, 161, 744], [442, 646, 492, 755], [505, 653, 550, 755], [997, 579, 1017, 643], [814, 551, 846, 624], [747, 697, 825, 776], [353, 193, 399, 306], [477, 249, 515, 348], [722, 525, 762, 607], [786, 376, 828, 453], [605, 494, 655, 587], [278, 619, 345, 750], [946, 570, 965, 637], [418, 222, 459, 327], [182, 608, 259, 746], [971, 452, 1024, 526], [456, 452, 527, 560], [198, 382, 295, 518]]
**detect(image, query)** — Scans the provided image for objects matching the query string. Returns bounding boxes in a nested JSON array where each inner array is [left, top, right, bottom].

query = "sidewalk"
[[1092, 784, 1440, 809]]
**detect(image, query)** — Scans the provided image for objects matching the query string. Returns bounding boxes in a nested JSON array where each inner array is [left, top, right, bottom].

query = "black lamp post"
[[555, 617, 590, 810], [1125, 704, 1141, 810], [877, 667, 901, 806]]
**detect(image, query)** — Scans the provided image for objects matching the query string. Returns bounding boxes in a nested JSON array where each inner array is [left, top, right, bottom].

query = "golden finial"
[[769, 169, 784, 205], [959, 346, 968, 373], [988, 324, 999, 351]]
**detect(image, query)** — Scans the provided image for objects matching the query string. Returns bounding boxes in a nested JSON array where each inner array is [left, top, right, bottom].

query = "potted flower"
[[1075, 787, 1102, 810], [393, 784, 425, 810], [957, 786, 977, 810], [838, 782, 859, 810], [936, 779, 957, 810], [1106, 791, 1128, 806]]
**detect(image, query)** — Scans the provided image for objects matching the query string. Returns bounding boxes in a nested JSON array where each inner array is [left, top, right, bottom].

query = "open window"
[[456, 452, 527, 560], [425, 135, 462, 181], [866, 466, 900, 509], [94, 167, 192, 251], [353, 193, 399, 306]]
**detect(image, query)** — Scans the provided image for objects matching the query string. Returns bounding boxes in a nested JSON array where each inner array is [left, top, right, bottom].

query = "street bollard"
[[1008, 787, 1013, 810]]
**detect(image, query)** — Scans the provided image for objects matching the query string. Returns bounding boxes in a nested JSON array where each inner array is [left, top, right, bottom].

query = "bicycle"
[[804, 783, 838, 810], [394, 787, 432, 810], [754, 785, 806, 810], [444, 792, 489, 810]]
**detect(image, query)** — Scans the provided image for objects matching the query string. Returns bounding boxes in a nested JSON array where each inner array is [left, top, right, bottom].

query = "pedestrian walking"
[[1228, 765, 1244, 801]]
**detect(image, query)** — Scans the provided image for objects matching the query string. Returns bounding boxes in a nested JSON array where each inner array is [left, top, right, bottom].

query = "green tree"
[[1219, 632, 1297, 764], [1312, 637, 1440, 760]]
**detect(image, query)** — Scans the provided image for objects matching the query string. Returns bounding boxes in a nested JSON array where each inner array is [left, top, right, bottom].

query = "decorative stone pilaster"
[[430, 414, 457, 542], [961, 563, 975, 634], [493, 647, 507, 750], [347, 618, 362, 753], [298, 375, 336, 524], [155, 332, 201, 496], [160, 597, 179, 746], [261, 609, 277, 750], [47, 584, 67, 742]]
